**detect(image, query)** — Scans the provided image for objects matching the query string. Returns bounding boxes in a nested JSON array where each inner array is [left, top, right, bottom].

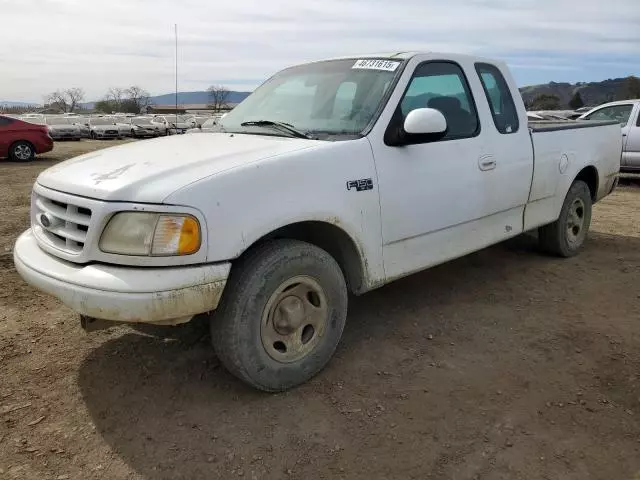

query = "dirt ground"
[[1, 140, 639, 480]]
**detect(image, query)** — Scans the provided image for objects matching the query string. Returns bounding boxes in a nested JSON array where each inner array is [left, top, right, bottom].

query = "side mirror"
[[403, 108, 447, 135]]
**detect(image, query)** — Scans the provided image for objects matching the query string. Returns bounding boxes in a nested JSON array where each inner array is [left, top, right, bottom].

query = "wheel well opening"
[[10, 140, 34, 151], [249, 221, 365, 294], [575, 166, 598, 201]]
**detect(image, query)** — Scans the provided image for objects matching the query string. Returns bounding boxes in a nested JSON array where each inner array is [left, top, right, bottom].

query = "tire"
[[9, 141, 35, 162], [539, 180, 592, 257], [211, 239, 348, 392]]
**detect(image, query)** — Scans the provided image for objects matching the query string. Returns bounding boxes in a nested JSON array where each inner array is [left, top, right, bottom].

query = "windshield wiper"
[[240, 120, 312, 139]]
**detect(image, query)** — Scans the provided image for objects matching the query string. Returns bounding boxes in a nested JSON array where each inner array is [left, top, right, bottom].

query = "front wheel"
[[539, 180, 592, 257], [9, 141, 35, 161], [210, 240, 348, 392]]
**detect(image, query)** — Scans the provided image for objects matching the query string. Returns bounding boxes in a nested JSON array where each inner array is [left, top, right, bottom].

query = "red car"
[[0, 115, 53, 161]]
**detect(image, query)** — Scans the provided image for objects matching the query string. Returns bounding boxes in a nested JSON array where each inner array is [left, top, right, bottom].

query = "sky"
[[1, 0, 639, 103]]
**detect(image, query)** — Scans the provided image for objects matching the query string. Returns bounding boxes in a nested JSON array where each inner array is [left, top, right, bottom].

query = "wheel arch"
[[574, 165, 599, 201], [237, 220, 368, 294], [9, 139, 35, 151]]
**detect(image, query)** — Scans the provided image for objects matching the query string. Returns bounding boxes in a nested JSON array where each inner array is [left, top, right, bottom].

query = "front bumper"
[[50, 132, 81, 140], [93, 131, 120, 138], [14, 229, 230, 324]]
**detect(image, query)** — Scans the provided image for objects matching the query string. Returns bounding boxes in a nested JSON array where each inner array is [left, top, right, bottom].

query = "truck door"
[[624, 105, 640, 169], [369, 59, 531, 280]]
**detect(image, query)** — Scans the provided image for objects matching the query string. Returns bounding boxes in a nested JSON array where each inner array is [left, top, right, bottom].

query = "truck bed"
[[528, 119, 619, 132], [524, 119, 622, 232]]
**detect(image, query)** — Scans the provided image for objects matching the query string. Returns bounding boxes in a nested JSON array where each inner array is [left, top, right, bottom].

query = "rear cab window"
[[475, 63, 519, 134]]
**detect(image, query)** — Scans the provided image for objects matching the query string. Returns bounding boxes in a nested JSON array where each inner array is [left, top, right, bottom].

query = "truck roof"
[[318, 51, 504, 66]]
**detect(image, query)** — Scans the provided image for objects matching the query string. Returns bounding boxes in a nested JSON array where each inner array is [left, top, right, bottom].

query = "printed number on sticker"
[[352, 59, 400, 71]]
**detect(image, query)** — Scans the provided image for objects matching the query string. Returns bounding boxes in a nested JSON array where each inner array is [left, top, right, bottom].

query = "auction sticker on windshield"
[[352, 59, 401, 71]]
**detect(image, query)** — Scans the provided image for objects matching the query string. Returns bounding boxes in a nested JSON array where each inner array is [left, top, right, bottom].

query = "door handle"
[[478, 155, 496, 171]]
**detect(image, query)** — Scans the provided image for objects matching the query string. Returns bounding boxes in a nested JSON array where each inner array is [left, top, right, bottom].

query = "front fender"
[[164, 138, 385, 290]]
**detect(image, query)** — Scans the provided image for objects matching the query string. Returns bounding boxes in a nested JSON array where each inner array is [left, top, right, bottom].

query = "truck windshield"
[[220, 58, 403, 138]]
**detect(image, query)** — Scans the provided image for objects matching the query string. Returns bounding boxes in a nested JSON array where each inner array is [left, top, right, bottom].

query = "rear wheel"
[[539, 180, 592, 257], [9, 141, 35, 162], [210, 240, 348, 392]]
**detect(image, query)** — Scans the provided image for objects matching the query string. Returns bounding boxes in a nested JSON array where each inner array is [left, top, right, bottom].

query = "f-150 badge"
[[346, 179, 373, 191]]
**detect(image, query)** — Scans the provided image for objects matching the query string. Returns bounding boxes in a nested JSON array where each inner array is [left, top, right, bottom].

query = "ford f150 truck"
[[13, 52, 621, 391]]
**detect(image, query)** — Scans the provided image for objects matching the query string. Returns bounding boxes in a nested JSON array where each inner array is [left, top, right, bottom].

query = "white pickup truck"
[[14, 52, 621, 391]]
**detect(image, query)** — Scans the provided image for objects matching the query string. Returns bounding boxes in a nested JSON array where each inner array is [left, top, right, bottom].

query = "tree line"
[[94, 86, 153, 114], [39, 84, 232, 114]]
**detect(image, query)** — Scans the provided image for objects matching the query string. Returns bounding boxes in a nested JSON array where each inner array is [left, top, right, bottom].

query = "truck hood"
[[37, 133, 318, 202]]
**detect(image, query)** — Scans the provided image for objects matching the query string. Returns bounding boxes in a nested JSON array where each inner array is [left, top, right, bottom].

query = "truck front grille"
[[33, 193, 92, 254]]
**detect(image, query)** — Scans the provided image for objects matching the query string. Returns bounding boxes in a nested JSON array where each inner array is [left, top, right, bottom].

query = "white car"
[[111, 116, 133, 137], [44, 117, 82, 141], [88, 117, 122, 139], [579, 99, 640, 172], [150, 116, 170, 136], [129, 117, 162, 138], [162, 115, 197, 134], [14, 52, 621, 392], [72, 117, 91, 138], [186, 116, 218, 134]]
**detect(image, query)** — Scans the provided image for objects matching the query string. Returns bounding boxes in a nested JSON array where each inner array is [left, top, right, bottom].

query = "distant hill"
[[0, 100, 39, 107], [519, 77, 635, 108]]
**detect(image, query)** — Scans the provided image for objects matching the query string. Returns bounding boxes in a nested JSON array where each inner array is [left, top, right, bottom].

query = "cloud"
[[0, 0, 638, 101]]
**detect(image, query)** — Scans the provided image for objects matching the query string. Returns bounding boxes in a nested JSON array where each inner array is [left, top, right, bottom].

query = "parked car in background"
[[88, 117, 122, 139], [150, 116, 170, 136], [129, 117, 162, 138], [158, 115, 197, 134], [111, 117, 133, 137], [72, 117, 91, 138], [192, 116, 211, 128], [0, 115, 53, 161], [527, 112, 573, 121], [186, 116, 218, 134], [13, 52, 622, 391], [45, 117, 82, 141], [579, 100, 640, 172]]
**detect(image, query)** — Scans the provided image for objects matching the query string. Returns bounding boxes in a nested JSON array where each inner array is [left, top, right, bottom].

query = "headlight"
[[99, 212, 201, 256]]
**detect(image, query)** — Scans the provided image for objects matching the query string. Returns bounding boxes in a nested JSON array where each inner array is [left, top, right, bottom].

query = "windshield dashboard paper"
[[352, 59, 400, 71]]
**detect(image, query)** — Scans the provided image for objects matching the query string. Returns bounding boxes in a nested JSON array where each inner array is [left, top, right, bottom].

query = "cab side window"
[[475, 63, 520, 134], [399, 61, 479, 140]]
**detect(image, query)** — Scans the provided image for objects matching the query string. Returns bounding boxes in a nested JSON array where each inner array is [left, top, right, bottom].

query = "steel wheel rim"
[[14, 145, 31, 160], [261, 275, 328, 363], [566, 198, 586, 245]]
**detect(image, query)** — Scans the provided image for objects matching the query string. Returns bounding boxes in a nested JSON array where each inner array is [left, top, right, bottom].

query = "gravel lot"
[[1, 140, 639, 480]]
